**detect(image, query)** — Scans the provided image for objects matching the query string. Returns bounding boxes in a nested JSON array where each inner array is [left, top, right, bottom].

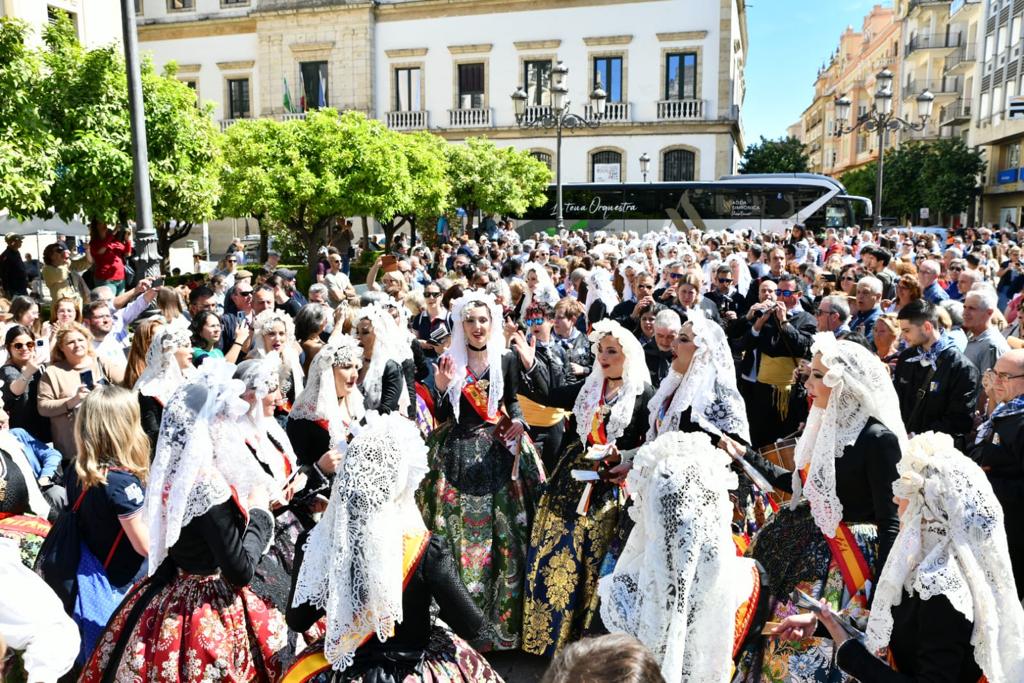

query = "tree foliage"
[[0, 18, 57, 218], [738, 135, 810, 174], [447, 137, 552, 221]]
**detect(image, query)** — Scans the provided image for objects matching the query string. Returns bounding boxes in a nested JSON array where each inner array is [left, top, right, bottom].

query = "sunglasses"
[[668, 273, 684, 280], [525, 318, 545, 326], [237, 290, 253, 297], [424, 291, 441, 298], [227, 259, 237, 263], [778, 289, 795, 297], [717, 278, 733, 284], [842, 276, 857, 282], [10, 342, 34, 350], [950, 266, 964, 271]]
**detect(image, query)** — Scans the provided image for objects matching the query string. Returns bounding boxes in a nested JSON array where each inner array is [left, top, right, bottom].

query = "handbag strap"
[[71, 486, 87, 513], [104, 528, 124, 570]]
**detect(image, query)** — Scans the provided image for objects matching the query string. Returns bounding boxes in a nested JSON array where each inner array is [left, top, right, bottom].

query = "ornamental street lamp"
[[639, 152, 651, 182], [832, 68, 934, 227], [512, 60, 606, 230]]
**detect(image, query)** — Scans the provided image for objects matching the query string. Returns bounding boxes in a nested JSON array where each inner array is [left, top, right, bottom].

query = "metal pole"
[[555, 115, 564, 230], [873, 124, 885, 227], [119, 0, 160, 279]]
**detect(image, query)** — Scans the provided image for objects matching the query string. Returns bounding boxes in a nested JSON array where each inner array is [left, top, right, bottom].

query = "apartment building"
[[1, 0, 122, 48], [134, 0, 747, 184]]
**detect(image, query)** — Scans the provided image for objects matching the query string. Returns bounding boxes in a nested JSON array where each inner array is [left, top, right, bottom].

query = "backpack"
[[35, 485, 87, 611]]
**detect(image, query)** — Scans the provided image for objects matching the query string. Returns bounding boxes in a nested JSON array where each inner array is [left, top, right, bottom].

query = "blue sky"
[[744, 0, 892, 144]]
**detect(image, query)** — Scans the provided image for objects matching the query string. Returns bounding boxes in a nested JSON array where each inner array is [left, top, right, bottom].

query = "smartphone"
[[80, 369, 94, 389], [152, 277, 165, 287], [35, 339, 45, 347]]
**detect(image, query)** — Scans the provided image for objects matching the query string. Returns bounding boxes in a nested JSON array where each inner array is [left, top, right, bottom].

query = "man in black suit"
[[738, 273, 816, 447], [644, 308, 681, 384], [815, 294, 872, 351], [610, 272, 656, 336]]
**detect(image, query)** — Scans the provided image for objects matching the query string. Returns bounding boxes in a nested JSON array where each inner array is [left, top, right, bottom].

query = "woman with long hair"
[[37, 323, 124, 465], [87, 221, 131, 295], [80, 360, 287, 682], [776, 432, 1024, 682], [510, 318, 653, 656], [67, 385, 150, 665], [191, 310, 248, 365], [154, 286, 185, 326], [352, 302, 409, 415], [419, 292, 543, 651], [295, 303, 329, 375], [0, 324, 50, 441], [49, 295, 81, 327], [720, 333, 904, 682], [133, 326, 193, 454], [122, 318, 163, 389], [9, 295, 44, 338], [283, 412, 501, 683]]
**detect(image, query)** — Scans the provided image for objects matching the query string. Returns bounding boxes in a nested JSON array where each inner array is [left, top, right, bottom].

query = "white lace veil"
[[646, 311, 749, 443], [867, 432, 1024, 682], [235, 353, 297, 484], [598, 431, 753, 683], [290, 336, 366, 448], [146, 358, 277, 571], [618, 259, 646, 302], [725, 253, 752, 297], [250, 309, 304, 397], [380, 297, 416, 363], [356, 302, 409, 414], [583, 267, 620, 314], [521, 261, 560, 313], [791, 332, 908, 537], [291, 411, 430, 671], [443, 292, 505, 422], [573, 319, 650, 446], [133, 327, 194, 405]]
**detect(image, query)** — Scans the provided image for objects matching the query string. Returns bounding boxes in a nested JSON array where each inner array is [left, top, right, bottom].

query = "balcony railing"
[[950, 0, 981, 16], [585, 102, 631, 122], [657, 99, 705, 120], [219, 118, 244, 131], [280, 112, 306, 122], [908, 0, 951, 12], [904, 76, 962, 96], [385, 110, 429, 130], [906, 32, 962, 55], [944, 43, 977, 71], [939, 97, 972, 124], [448, 107, 493, 128]]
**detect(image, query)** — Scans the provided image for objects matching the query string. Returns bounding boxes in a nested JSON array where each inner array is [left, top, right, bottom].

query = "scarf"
[[902, 332, 956, 368], [975, 394, 1024, 444]]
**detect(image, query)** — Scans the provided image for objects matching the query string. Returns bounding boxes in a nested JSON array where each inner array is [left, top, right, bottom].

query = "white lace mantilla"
[[133, 327, 193, 405], [443, 293, 505, 422], [290, 336, 365, 448]]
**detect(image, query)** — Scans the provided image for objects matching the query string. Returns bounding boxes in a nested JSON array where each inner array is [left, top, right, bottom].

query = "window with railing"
[[665, 52, 697, 100], [300, 61, 328, 111], [530, 151, 552, 170], [593, 56, 623, 103], [394, 67, 421, 112], [227, 78, 250, 119], [662, 149, 695, 181], [458, 63, 484, 109]]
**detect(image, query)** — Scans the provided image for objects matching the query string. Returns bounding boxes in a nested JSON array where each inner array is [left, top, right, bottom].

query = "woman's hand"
[[717, 434, 745, 461], [510, 331, 536, 370], [504, 419, 527, 442], [235, 320, 251, 345], [67, 383, 90, 409], [772, 611, 819, 641], [816, 599, 851, 646], [435, 355, 455, 393], [317, 448, 344, 475]]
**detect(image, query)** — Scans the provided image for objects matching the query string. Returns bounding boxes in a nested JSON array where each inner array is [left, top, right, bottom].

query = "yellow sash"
[[757, 355, 796, 420], [517, 394, 567, 428], [280, 531, 431, 683]]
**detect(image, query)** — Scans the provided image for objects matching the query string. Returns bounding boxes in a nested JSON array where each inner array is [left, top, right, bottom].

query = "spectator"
[[122, 319, 164, 389], [41, 242, 90, 303], [294, 304, 328, 375], [87, 222, 132, 295], [917, 258, 949, 304], [0, 325, 50, 442], [49, 295, 81, 327], [323, 251, 354, 306], [191, 310, 247, 365], [873, 312, 901, 371], [850, 275, 884, 343], [0, 234, 28, 297], [541, 634, 665, 683], [963, 286, 1010, 377]]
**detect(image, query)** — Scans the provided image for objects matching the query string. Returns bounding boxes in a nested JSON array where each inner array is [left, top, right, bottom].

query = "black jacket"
[[643, 340, 672, 385], [363, 359, 405, 415], [894, 345, 979, 447], [553, 330, 593, 376], [168, 500, 274, 587], [138, 394, 163, 459], [433, 351, 524, 424], [705, 289, 745, 319], [969, 409, 1024, 597], [738, 308, 816, 379]]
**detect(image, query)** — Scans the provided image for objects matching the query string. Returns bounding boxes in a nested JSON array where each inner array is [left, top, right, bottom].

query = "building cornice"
[[376, 0, 656, 22], [656, 30, 708, 42], [513, 39, 562, 50], [431, 119, 740, 142], [447, 43, 493, 54], [217, 59, 255, 70], [582, 34, 633, 46], [138, 16, 256, 41], [385, 47, 429, 58]]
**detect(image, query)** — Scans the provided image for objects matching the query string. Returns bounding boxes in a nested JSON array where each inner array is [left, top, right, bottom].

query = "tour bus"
[[517, 173, 872, 236]]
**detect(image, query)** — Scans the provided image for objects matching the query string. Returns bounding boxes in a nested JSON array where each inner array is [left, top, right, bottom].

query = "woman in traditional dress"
[[80, 360, 288, 682], [520, 261, 560, 320], [598, 431, 769, 683], [133, 326, 193, 454], [583, 267, 620, 326], [511, 318, 653, 656], [720, 332, 904, 682], [419, 291, 543, 651], [353, 303, 410, 416], [281, 411, 502, 683], [249, 309, 304, 412], [777, 431, 1024, 682]]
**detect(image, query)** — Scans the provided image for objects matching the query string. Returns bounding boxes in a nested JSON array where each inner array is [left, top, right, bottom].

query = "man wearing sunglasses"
[[611, 272, 656, 335], [970, 348, 1024, 598], [514, 302, 571, 471], [705, 264, 744, 323], [218, 282, 256, 354]]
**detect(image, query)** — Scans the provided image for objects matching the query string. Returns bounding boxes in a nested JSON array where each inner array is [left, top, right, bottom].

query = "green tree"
[[0, 18, 57, 218], [217, 118, 280, 259], [921, 137, 985, 222], [378, 131, 451, 249], [38, 15, 221, 260], [839, 163, 876, 203], [738, 135, 810, 174]]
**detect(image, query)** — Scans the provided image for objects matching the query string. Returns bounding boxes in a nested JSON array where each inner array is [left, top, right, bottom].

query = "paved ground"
[[484, 651, 551, 682]]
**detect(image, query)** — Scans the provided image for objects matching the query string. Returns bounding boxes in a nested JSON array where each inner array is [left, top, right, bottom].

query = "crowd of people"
[[0, 218, 1023, 683]]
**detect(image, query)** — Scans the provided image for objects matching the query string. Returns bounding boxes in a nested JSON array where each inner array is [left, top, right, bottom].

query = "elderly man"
[[963, 285, 1010, 378], [815, 294, 872, 349], [644, 308, 681, 383], [970, 348, 1024, 597], [956, 266, 984, 302], [918, 259, 949, 304], [849, 275, 884, 344]]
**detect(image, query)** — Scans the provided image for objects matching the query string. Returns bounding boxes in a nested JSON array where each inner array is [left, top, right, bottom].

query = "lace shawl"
[[146, 358, 277, 571], [291, 412, 430, 671], [598, 432, 752, 683], [617, 259, 646, 302], [573, 319, 650, 446], [583, 267, 620, 315], [443, 293, 505, 422], [646, 311, 749, 443], [357, 302, 409, 414], [866, 432, 1024, 682], [521, 262, 560, 312], [133, 327, 194, 405], [290, 337, 365, 448], [235, 353, 297, 483], [725, 253, 752, 297], [791, 333, 908, 537], [250, 309, 304, 397]]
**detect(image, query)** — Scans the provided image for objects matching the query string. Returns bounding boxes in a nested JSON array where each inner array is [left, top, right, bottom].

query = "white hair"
[[857, 275, 883, 295], [653, 309, 682, 332], [966, 285, 998, 313]]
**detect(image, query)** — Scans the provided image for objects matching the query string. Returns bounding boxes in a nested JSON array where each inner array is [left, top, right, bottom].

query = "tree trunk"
[[360, 216, 371, 251], [259, 226, 269, 264], [383, 216, 408, 251]]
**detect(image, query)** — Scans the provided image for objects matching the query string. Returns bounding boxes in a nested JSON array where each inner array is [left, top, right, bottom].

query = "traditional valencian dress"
[[134, 326, 194, 456], [734, 334, 903, 683], [518, 319, 654, 656], [281, 412, 501, 683], [80, 361, 287, 682], [417, 293, 545, 651]]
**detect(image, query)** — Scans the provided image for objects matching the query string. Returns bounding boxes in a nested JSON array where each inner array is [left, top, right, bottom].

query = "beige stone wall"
[[255, 4, 374, 117]]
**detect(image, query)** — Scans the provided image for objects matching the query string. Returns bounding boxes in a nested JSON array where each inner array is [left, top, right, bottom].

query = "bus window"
[[825, 202, 849, 228], [686, 188, 762, 219], [763, 191, 794, 219]]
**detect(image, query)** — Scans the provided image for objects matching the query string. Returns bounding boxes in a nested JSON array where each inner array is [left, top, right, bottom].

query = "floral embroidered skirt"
[[417, 421, 543, 651], [733, 502, 877, 683], [280, 626, 504, 683], [521, 439, 624, 657], [80, 569, 288, 683]]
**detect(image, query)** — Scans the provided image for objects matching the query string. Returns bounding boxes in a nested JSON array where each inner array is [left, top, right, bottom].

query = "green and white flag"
[[283, 77, 294, 113]]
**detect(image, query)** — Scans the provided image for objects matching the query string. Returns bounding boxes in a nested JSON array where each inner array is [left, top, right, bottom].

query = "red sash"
[[0, 514, 51, 539], [461, 368, 499, 424], [799, 468, 872, 597], [587, 382, 610, 446], [733, 565, 761, 657]]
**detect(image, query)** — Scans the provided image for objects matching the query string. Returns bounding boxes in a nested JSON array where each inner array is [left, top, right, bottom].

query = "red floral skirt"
[[80, 570, 288, 682]]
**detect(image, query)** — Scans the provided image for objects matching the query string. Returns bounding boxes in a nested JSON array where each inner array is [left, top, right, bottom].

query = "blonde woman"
[[122, 318, 164, 389], [69, 385, 150, 664], [37, 323, 124, 464], [49, 295, 81, 327]]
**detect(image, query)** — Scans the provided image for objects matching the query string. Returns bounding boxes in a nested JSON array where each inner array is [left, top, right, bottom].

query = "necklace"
[[468, 343, 487, 352]]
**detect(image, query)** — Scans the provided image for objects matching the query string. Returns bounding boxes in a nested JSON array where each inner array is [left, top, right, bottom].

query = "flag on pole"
[[298, 70, 306, 112], [317, 69, 327, 108], [283, 77, 294, 113]]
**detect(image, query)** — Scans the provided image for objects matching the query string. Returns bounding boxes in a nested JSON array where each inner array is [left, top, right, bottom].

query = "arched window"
[[662, 148, 695, 181], [530, 151, 552, 169], [591, 150, 622, 182]]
